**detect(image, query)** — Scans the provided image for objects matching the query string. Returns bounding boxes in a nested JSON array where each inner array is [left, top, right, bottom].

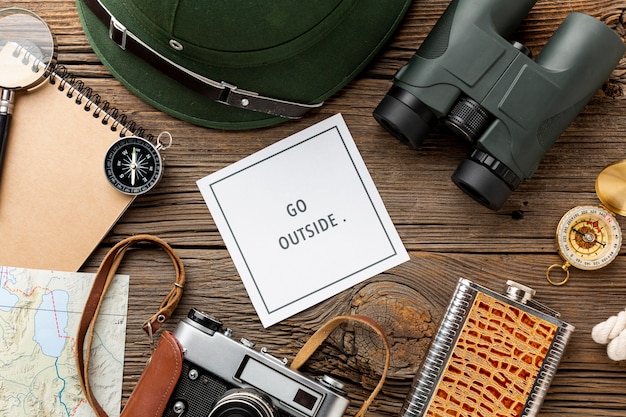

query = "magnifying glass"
[[0, 8, 55, 183]]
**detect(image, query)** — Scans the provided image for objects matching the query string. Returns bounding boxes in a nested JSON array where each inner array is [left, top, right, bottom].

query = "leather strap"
[[79, 0, 322, 119], [120, 331, 184, 417], [290, 315, 391, 417], [76, 234, 185, 417]]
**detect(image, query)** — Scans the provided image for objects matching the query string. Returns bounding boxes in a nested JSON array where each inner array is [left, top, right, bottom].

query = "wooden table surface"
[[6, 0, 626, 416]]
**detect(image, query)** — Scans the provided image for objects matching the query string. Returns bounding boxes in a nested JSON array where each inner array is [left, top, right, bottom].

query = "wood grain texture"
[[5, 0, 626, 416]]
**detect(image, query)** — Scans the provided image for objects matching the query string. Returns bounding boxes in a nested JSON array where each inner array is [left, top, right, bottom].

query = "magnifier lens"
[[0, 9, 54, 186], [0, 10, 54, 89]]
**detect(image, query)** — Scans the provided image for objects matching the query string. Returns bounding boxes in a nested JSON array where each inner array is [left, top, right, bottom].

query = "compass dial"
[[555, 205, 621, 270], [104, 136, 163, 195]]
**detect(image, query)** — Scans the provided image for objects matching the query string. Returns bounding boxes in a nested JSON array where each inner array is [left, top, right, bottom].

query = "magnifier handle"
[[0, 113, 10, 181], [0, 89, 14, 183], [0, 89, 14, 176]]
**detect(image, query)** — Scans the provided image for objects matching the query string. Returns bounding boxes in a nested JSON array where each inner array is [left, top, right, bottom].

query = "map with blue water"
[[0, 266, 129, 416]]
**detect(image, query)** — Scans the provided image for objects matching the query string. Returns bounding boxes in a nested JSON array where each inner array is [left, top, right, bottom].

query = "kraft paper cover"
[[0, 77, 134, 271]]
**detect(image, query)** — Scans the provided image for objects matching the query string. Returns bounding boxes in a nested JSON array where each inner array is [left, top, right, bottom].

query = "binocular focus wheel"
[[444, 97, 491, 143]]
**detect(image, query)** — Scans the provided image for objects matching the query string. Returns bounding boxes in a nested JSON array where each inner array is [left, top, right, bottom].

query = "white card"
[[197, 114, 409, 327]]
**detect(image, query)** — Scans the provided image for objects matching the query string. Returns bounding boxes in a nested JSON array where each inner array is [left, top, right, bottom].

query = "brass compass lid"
[[596, 160, 626, 216]]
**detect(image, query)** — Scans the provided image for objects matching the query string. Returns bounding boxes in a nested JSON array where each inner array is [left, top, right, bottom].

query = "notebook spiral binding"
[[12, 44, 151, 141], [13, 43, 49, 73], [47, 63, 154, 141]]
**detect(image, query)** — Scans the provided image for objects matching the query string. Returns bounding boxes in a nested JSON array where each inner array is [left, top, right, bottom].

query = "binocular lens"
[[452, 150, 521, 211], [373, 86, 436, 148]]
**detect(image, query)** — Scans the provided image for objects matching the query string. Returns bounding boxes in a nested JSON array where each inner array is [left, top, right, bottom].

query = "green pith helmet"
[[76, 0, 413, 130]]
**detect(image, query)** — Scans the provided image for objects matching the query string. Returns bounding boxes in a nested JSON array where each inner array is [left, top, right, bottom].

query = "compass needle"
[[130, 147, 137, 186], [571, 226, 606, 248]]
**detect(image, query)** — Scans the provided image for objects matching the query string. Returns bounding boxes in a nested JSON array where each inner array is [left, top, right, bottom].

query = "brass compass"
[[547, 161, 626, 285]]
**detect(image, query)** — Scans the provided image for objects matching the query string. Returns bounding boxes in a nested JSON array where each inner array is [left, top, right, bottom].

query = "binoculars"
[[373, 0, 625, 210]]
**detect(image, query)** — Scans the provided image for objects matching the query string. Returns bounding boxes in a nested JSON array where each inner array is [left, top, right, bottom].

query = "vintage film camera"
[[163, 309, 350, 417], [373, 0, 625, 210]]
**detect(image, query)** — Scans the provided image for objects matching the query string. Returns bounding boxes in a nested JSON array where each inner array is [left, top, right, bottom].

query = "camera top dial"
[[187, 308, 223, 333], [547, 160, 626, 286]]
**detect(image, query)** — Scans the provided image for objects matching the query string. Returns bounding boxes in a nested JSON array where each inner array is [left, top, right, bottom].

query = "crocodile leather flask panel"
[[402, 278, 574, 417]]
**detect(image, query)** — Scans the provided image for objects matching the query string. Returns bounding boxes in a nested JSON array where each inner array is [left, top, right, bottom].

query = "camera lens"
[[373, 85, 436, 149], [208, 389, 277, 417], [451, 149, 521, 211]]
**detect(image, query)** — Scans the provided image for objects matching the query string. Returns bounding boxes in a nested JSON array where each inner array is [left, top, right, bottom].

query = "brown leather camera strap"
[[290, 315, 391, 417], [75, 234, 185, 417]]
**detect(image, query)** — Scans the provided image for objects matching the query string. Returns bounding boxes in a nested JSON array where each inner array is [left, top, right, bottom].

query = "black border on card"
[[208, 124, 399, 315]]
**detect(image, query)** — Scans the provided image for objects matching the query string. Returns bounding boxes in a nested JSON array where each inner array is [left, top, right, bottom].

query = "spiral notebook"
[[0, 67, 144, 271]]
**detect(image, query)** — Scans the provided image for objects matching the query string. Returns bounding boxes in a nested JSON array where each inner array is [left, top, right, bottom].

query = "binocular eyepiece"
[[373, 0, 625, 210]]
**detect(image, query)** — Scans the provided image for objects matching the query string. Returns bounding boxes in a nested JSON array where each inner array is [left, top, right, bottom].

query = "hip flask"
[[402, 278, 574, 417]]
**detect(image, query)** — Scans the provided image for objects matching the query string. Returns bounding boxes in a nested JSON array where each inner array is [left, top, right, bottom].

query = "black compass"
[[104, 134, 171, 195]]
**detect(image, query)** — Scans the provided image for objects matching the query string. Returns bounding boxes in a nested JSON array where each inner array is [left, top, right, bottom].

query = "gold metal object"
[[596, 160, 626, 216], [547, 161, 626, 285]]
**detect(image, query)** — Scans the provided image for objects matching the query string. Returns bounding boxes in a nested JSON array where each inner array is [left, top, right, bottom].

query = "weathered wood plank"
[[4, 0, 626, 415]]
